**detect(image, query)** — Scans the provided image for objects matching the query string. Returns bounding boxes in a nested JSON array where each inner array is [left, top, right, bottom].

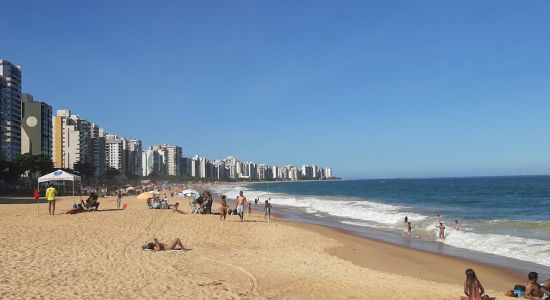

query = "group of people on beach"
[[460, 269, 549, 300], [403, 213, 462, 240], [218, 191, 272, 223]]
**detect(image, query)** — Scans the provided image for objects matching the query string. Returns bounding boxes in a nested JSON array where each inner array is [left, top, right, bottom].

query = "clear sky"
[[2, 0, 549, 179]]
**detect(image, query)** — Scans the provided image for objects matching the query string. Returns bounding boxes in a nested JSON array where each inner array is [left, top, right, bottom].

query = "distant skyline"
[[1, 0, 549, 179]]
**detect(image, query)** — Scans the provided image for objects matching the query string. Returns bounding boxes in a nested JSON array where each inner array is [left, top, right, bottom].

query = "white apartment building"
[[105, 134, 125, 173], [52, 110, 92, 169]]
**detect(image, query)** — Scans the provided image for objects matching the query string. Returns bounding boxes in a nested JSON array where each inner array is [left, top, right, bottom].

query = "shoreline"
[[271, 205, 550, 279], [283, 219, 522, 292]]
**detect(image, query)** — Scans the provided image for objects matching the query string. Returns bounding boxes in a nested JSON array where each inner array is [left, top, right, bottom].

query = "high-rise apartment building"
[[52, 110, 92, 169], [125, 139, 142, 176], [90, 124, 105, 176], [160, 144, 182, 176], [0, 60, 22, 160], [105, 134, 125, 173], [20, 93, 52, 156], [142, 148, 161, 177]]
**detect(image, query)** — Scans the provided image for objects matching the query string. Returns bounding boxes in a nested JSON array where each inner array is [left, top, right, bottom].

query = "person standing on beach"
[[404, 216, 409, 231], [264, 199, 272, 223], [236, 191, 247, 222], [437, 222, 446, 239], [46, 184, 57, 215], [248, 202, 252, 215], [117, 190, 122, 209]]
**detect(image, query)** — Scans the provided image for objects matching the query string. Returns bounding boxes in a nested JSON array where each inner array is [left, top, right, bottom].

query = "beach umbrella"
[[137, 192, 154, 200]]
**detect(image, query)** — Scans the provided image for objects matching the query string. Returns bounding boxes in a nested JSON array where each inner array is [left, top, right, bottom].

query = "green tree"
[[15, 153, 54, 178], [0, 156, 21, 181], [105, 167, 121, 180], [73, 161, 96, 180]]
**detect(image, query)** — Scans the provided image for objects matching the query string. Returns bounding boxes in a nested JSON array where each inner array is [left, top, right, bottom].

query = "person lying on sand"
[[460, 269, 489, 300], [142, 238, 188, 251]]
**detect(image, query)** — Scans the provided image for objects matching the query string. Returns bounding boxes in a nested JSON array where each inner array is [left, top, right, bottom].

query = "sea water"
[[213, 176, 550, 268]]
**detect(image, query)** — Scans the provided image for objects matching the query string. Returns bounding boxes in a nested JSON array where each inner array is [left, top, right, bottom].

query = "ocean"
[[213, 176, 550, 270]]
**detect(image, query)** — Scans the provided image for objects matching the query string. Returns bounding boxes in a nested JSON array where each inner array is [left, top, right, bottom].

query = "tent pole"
[[73, 181, 75, 204]]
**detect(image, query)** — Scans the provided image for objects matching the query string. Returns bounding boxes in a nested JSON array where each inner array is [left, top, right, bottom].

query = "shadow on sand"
[[0, 198, 39, 204]]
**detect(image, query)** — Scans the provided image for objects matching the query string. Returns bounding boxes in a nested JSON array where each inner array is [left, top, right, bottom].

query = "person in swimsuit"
[[455, 220, 461, 231], [404, 216, 409, 231], [236, 191, 247, 222], [437, 222, 446, 239], [220, 195, 228, 221], [461, 269, 489, 300], [142, 238, 188, 251], [525, 271, 544, 299], [406, 221, 412, 238], [435, 213, 442, 224]]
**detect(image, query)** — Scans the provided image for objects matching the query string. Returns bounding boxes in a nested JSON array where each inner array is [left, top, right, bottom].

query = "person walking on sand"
[[264, 199, 272, 223], [220, 195, 228, 221], [46, 184, 57, 215], [236, 191, 247, 222], [117, 190, 123, 209], [460, 269, 489, 300], [437, 222, 446, 239]]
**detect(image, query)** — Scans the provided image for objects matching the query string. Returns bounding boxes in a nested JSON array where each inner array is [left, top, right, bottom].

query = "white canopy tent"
[[38, 170, 81, 204]]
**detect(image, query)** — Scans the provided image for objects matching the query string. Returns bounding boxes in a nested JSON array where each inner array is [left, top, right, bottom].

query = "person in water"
[[460, 269, 489, 300], [142, 238, 188, 251], [455, 219, 461, 231], [437, 222, 446, 239], [406, 221, 412, 238]]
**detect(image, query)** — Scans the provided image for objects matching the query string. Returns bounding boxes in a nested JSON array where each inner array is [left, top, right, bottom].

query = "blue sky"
[[2, 0, 550, 179]]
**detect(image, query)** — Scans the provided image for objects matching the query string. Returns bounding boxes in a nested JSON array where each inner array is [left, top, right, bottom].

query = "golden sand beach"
[[0, 194, 519, 299]]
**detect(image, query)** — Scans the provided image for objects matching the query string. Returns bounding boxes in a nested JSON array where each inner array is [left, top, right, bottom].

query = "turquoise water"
[[215, 176, 550, 267]]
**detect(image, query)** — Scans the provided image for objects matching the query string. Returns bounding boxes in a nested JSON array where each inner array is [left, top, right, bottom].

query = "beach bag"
[[514, 285, 526, 297]]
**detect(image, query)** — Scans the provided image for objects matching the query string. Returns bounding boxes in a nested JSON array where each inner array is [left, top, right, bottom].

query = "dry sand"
[[0, 195, 518, 299]]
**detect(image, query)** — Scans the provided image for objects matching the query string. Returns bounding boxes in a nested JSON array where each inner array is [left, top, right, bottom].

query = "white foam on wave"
[[213, 184, 426, 226], [443, 229, 550, 267]]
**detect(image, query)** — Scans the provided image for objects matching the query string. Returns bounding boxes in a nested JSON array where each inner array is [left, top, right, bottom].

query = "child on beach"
[[248, 202, 252, 215], [406, 222, 412, 238], [220, 195, 228, 221]]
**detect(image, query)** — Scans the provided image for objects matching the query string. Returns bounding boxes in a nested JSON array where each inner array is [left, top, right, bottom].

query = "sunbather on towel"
[[142, 238, 188, 251]]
